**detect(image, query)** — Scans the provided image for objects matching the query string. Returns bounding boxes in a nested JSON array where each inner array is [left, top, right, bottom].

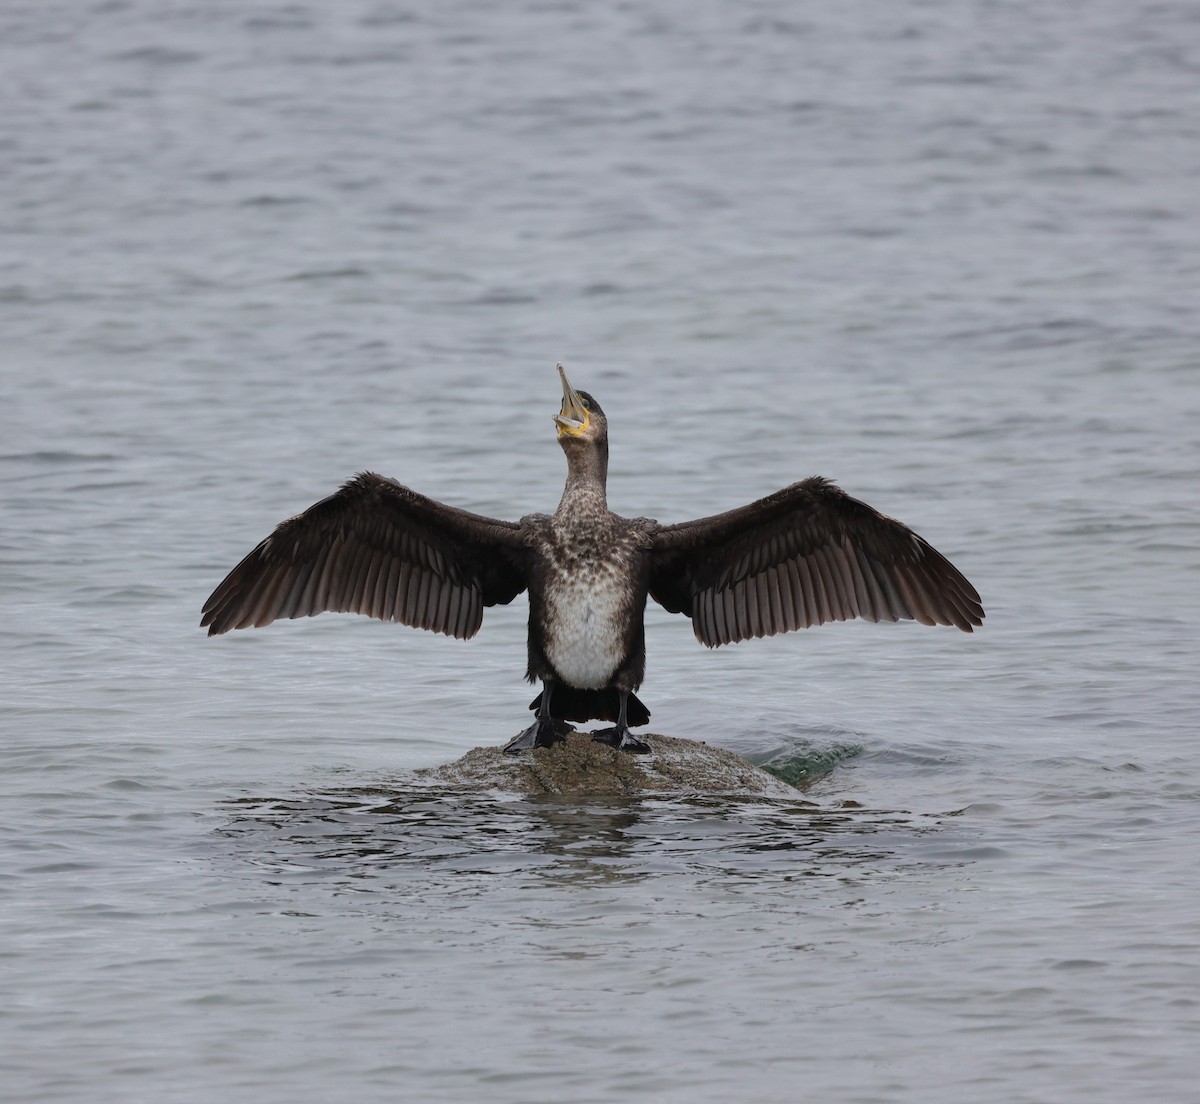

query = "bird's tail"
[[528, 687, 650, 726]]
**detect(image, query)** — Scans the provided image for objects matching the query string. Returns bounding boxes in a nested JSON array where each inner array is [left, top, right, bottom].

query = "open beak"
[[554, 363, 590, 436]]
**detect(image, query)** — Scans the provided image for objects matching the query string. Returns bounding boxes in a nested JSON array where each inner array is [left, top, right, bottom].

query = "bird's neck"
[[557, 439, 609, 515]]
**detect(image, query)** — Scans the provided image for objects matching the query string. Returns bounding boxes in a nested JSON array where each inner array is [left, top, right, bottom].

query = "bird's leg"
[[503, 679, 571, 754], [591, 690, 651, 755]]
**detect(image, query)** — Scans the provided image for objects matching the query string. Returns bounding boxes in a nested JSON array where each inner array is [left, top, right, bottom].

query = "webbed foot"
[[591, 727, 651, 755], [503, 716, 574, 755]]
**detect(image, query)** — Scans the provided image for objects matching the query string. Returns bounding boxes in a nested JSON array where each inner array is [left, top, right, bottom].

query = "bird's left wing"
[[647, 476, 983, 647], [201, 472, 528, 639]]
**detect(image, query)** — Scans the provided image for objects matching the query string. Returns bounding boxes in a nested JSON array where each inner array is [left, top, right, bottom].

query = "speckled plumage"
[[526, 490, 654, 692]]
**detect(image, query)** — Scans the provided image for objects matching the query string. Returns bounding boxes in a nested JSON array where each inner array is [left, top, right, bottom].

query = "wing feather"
[[382, 556, 402, 623], [201, 472, 527, 638], [830, 544, 861, 619], [801, 560, 817, 629], [847, 544, 878, 621], [649, 476, 983, 646], [368, 551, 389, 620], [401, 562, 421, 626], [252, 563, 291, 628], [342, 540, 371, 614], [774, 560, 794, 632], [295, 540, 329, 616], [279, 557, 316, 619], [764, 568, 782, 636], [823, 549, 842, 621], [811, 557, 830, 626], [744, 576, 760, 638]]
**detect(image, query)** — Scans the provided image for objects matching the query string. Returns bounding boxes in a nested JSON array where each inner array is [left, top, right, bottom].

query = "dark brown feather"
[[201, 472, 527, 639], [649, 476, 984, 647]]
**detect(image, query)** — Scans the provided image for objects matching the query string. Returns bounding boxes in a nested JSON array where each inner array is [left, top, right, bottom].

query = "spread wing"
[[648, 476, 984, 647], [201, 472, 527, 639]]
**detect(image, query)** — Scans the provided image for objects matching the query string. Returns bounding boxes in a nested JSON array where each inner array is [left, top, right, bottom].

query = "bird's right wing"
[[647, 476, 984, 646], [201, 472, 528, 639]]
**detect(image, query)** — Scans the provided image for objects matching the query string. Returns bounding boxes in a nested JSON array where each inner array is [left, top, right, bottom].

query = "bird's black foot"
[[502, 717, 574, 755], [591, 727, 652, 755]]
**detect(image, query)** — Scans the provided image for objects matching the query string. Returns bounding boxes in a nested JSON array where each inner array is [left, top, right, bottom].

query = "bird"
[[201, 364, 984, 754]]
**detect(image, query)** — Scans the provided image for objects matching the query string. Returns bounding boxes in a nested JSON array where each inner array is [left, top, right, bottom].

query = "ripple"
[[110, 47, 202, 66], [217, 786, 960, 888], [282, 267, 370, 282]]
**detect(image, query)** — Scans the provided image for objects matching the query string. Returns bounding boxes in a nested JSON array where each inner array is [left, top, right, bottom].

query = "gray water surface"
[[4, 2, 1200, 1102]]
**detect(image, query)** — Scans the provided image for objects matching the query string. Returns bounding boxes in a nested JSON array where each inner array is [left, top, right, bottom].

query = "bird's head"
[[554, 363, 607, 447]]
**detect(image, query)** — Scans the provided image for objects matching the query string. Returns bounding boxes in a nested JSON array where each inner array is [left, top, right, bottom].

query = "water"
[[3, 1, 1199, 1100]]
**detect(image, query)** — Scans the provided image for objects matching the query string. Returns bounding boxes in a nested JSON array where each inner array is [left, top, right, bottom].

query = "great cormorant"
[[201, 365, 984, 753]]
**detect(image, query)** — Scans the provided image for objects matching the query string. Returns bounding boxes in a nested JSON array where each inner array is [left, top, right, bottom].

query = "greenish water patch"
[[750, 742, 864, 787]]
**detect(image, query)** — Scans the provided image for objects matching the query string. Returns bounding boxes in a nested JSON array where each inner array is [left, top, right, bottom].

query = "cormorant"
[[201, 364, 984, 754]]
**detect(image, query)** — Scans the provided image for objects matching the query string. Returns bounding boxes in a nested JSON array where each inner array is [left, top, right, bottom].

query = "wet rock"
[[412, 732, 799, 797]]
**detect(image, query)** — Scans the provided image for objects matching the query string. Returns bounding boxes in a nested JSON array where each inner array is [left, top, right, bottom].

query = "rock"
[[411, 732, 800, 797]]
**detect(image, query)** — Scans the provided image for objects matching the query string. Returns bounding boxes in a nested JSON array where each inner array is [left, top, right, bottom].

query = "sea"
[[3, 2, 1199, 1101]]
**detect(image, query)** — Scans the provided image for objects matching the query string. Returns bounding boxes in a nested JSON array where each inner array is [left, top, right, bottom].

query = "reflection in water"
[[219, 784, 956, 892]]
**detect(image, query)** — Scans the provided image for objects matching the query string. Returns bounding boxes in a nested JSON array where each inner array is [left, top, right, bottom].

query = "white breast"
[[543, 567, 626, 689]]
